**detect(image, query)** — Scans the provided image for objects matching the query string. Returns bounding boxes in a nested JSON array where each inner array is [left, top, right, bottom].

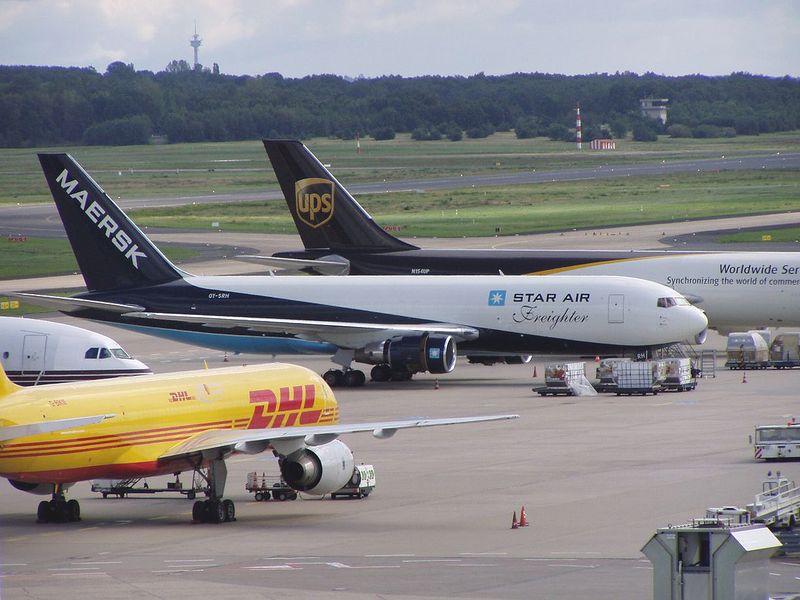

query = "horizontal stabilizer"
[[159, 414, 519, 461], [234, 255, 350, 276], [10, 293, 144, 314], [0, 414, 114, 442]]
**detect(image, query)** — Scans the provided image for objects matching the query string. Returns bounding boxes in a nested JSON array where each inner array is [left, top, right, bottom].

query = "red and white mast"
[[576, 102, 582, 150]]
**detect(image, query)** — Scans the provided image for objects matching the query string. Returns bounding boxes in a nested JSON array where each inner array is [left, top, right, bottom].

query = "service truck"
[[752, 421, 800, 460], [707, 472, 800, 530]]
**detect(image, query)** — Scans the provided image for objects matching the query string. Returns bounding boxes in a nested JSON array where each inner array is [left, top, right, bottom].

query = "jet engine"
[[356, 333, 456, 374], [279, 439, 354, 495], [8, 480, 74, 495]]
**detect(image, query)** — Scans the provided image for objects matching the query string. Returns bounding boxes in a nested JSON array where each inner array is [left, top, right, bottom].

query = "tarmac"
[[2, 216, 800, 599]]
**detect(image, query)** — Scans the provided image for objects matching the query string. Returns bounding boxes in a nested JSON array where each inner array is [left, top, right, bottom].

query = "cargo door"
[[22, 334, 47, 374], [608, 294, 624, 323]]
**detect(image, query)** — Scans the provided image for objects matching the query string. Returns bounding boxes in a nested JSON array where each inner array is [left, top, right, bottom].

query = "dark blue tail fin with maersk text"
[[263, 139, 418, 253], [38, 153, 184, 292]]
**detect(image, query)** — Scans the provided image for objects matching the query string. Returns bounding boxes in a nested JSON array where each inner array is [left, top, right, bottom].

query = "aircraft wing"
[[159, 414, 519, 461], [234, 255, 350, 276], [124, 311, 480, 345], [11, 292, 144, 314], [0, 414, 115, 442]]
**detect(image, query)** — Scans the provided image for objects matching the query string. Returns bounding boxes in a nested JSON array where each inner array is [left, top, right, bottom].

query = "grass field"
[[1, 131, 798, 204], [0, 239, 198, 279], [128, 169, 800, 237]]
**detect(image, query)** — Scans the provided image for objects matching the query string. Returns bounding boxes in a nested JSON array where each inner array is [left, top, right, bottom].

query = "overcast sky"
[[1, 0, 798, 78]]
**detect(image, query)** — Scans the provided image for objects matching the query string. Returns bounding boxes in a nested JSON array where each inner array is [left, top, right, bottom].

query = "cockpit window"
[[657, 296, 690, 308], [85, 347, 99, 359], [98, 347, 112, 359], [111, 348, 131, 359]]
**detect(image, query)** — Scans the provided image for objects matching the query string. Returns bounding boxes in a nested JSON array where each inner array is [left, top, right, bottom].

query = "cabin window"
[[98, 347, 112, 359], [2, 351, 8, 359], [111, 348, 132, 359], [657, 297, 676, 308], [85, 347, 99, 359]]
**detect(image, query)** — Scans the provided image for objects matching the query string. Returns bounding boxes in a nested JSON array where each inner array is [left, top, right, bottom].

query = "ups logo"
[[295, 178, 334, 228]]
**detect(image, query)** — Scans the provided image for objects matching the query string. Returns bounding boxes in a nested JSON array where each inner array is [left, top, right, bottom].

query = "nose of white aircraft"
[[686, 307, 709, 345]]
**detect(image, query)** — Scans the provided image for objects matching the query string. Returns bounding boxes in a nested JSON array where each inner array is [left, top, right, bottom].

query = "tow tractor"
[[752, 419, 800, 460]]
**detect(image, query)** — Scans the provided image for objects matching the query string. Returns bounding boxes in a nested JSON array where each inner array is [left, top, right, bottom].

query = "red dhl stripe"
[[1, 434, 209, 459]]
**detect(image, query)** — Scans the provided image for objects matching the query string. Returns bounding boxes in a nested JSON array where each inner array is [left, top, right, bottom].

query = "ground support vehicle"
[[91, 473, 205, 499], [661, 357, 697, 391], [594, 358, 630, 393], [245, 472, 298, 501], [725, 331, 770, 370], [770, 332, 800, 369], [534, 362, 595, 396], [707, 473, 800, 531], [330, 465, 375, 499], [613, 361, 665, 396], [752, 421, 800, 460]]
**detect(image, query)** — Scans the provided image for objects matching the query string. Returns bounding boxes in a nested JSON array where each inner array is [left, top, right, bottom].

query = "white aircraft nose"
[[687, 307, 709, 344]]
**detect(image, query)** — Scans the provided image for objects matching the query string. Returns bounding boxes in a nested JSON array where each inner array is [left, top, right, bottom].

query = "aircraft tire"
[[323, 369, 344, 388], [37, 500, 51, 523], [254, 491, 264, 502], [192, 500, 206, 522], [344, 370, 366, 387], [223, 499, 235, 522], [66, 499, 81, 522], [370, 365, 391, 382]]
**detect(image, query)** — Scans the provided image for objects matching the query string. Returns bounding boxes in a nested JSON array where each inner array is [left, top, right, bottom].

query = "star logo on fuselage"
[[488, 290, 506, 306]]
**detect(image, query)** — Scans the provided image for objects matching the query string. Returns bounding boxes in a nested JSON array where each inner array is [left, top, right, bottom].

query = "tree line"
[[0, 61, 798, 147]]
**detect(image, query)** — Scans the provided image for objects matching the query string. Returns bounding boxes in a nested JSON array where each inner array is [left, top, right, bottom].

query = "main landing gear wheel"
[[36, 496, 81, 523], [323, 368, 366, 387], [192, 499, 236, 524]]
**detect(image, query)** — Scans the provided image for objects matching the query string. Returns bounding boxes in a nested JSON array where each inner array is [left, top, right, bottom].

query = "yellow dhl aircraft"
[[0, 360, 517, 523]]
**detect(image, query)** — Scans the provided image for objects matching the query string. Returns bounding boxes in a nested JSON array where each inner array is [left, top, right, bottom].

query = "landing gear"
[[36, 486, 80, 523], [322, 368, 366, 388], [370, 364, 414, 382], [191, 459, 236, 524]]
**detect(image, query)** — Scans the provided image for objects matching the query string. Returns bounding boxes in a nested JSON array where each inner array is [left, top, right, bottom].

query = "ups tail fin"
[[38, 154, 184, 292], [263, 139, 418, 252]]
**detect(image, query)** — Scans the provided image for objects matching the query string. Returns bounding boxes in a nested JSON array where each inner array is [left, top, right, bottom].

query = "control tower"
[[190, 23, 202, 69]]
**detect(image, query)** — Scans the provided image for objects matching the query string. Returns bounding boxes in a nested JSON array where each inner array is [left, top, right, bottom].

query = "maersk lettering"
[[55, 168, 147, 269]]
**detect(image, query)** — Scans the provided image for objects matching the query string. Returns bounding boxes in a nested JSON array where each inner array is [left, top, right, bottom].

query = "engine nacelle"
[[8, 480, 74, 496], [279, 439, 354, 495], [389, 334, 457, 374]]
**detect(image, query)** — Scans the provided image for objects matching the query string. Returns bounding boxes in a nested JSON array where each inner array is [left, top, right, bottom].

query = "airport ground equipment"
[[330, 464, 375, 499], [706, 473, 800, 530], [752, 421, 800, 460], [91, 473, 206, 499], [245, 472, 298, 501], [725, 331, 770, 370], [769, 332, 800, 369], [642, 520, 781, 600], [613, 360, 665, 395], [594, 358, 630, 392], [661, 357, 697, 391], [534, 362, 596, 396], [246, 464, 375, 500]]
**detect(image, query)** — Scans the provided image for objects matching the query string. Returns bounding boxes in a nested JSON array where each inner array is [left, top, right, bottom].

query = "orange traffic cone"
[[511, 511, 519, 529], [519, 505, 529, 527], [223, 352, 229, 362], [742, 371, 747, 383], [434, 379, 440, 390]]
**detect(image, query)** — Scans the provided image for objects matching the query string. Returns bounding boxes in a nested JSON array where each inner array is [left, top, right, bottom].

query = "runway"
[[2, 319, 800, 599]]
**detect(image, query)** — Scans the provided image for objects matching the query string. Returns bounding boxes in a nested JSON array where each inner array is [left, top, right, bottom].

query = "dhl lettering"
[[54, 168, 147, 269], [247, 385, 317, 429]]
